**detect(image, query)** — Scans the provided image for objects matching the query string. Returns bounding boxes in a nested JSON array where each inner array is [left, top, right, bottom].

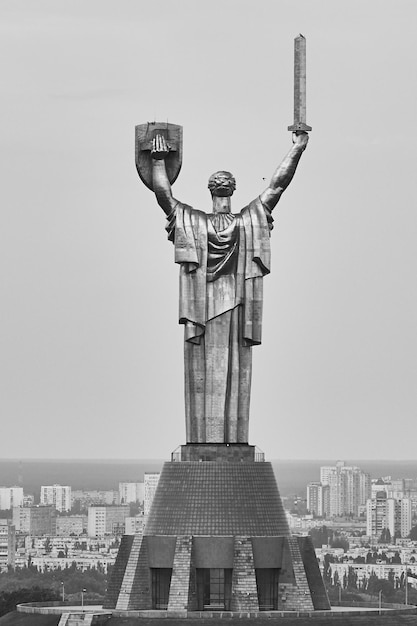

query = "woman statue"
[[151, 132, 308, 444]]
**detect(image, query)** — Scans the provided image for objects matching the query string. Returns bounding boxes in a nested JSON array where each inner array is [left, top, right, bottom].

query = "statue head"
[[208, 171, 236, 197]]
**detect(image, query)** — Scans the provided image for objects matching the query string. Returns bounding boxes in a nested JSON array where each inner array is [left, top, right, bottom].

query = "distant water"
[[271, 459, 417, 496], [1, 458, 417, 498], [0, 459, 164, 496]]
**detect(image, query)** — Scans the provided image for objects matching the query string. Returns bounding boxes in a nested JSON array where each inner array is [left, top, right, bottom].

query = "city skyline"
[[1, 1, 417, 459]]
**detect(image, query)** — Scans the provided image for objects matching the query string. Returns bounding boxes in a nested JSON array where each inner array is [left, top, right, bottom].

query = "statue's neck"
[[212, 196, 232, 214]]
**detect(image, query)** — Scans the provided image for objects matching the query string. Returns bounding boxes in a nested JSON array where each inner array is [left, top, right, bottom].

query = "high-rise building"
[[12, 505, 56, 536], [366, 494, 412, 540], [40, 485, 71, 512], [144, 473, 160, 516], [87, 505, 130, 537], [319, 466, 334, 486], [119, 482, 144, 505], [387, 479, 405, 499], [398, 498, 412, 538], [320, 461, 371, 517], [306, 482, 330, 517], [366, 491, 387, 539], [0, 487, 24, 510]]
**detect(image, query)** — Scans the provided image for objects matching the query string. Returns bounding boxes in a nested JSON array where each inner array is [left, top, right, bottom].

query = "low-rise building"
[[55, 515, 87, 536], [13, 505, 56, 536], [87, 505, 130, 537], [71, 490, 119, 511], [125, 514, 145, 535], [0, 520, 15, 570]]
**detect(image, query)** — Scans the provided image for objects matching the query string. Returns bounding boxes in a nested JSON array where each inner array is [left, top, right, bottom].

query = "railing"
[[254, 446, 265, 462], [171, 444, 265, 462]]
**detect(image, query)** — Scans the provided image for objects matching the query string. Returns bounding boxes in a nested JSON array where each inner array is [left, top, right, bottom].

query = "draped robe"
[[166, 198, 273, 443]]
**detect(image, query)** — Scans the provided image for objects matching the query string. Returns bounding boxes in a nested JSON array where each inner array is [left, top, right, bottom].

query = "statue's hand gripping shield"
[[135, 122, 183, 190]]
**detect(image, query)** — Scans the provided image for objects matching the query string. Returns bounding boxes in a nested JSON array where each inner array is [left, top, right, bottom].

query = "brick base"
[[105, 456, 330, 612]]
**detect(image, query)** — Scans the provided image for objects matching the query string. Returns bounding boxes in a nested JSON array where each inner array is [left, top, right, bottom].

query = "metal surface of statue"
[[135, 36, 310, 446]]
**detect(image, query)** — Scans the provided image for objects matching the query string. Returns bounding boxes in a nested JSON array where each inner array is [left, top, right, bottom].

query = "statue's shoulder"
[[177, 202, 207, 221]]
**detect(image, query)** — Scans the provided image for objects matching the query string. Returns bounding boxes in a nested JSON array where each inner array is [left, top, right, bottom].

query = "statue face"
[[208, 171, 236, 197]]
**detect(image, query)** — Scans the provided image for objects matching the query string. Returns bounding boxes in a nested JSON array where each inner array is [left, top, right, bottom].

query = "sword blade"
[[288, 34, 312, 132]]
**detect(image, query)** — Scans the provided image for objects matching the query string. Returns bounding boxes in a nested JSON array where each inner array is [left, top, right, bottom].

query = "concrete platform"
[[13, 601, 417, 624]]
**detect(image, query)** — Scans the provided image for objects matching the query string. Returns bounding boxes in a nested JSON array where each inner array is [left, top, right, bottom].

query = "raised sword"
[[288, 34, 312, 133]]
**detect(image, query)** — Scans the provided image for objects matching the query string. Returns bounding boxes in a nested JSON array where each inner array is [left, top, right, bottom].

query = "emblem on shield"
[[135, 122, 183, 191]]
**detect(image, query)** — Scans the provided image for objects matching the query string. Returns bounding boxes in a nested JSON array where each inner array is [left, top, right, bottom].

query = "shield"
[[135, 122, 183, 191]]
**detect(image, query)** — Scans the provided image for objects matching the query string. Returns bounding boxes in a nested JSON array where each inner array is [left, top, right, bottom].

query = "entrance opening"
[[196, 568, 232, 611], [255, 568, 280, 610], [151, 568, 172, 610]]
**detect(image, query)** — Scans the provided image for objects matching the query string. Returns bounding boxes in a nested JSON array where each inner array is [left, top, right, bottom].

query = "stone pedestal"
[[105, 444, 330, 613]]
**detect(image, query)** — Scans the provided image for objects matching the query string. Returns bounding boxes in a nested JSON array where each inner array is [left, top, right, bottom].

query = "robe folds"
[[166, 198, 272, 443]]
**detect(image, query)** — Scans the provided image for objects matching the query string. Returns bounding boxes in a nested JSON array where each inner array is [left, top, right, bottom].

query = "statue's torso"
[[207, 212, 240, 282]]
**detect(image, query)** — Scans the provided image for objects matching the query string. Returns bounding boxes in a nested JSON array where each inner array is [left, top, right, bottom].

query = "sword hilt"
[[288, 122, 312, 132]]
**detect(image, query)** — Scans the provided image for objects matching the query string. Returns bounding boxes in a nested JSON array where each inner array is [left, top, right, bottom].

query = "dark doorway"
[[151, 568, 172, 609], [255, 568, 280, 610], [196, 568, 232, 610]]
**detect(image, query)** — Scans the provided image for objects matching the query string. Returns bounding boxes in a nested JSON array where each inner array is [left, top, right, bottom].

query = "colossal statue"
[[149, 132, 308, 444]]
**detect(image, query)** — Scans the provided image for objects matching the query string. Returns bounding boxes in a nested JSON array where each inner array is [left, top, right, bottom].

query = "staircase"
[[58, 612, 110, 626]]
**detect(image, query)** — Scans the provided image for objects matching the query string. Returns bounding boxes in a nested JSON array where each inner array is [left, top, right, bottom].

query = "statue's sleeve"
[[241, 198, 271, 278], [165, 206, 177, 242], [165, 203, 208, 342], [263, 203, 274, 231], [240, 198, 272, 346]]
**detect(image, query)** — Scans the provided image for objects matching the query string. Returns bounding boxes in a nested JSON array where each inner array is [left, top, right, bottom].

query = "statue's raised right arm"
[[260, 131, 309, 212]]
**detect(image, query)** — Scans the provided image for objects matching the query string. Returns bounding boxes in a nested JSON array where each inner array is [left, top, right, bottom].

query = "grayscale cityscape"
[[1, 459, 417, 606], [1, 0, 417, 625]]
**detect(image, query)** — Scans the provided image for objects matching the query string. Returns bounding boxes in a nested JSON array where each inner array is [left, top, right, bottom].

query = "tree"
[[331, 537, 349, 552], [347, 566, 358, 590], [379, 528, 391, 543], [387, 570, 395, 588], [409, 526, 417, 541], [323, 554, 332, 584], [367, 571, 378, 593], [366, 552, 375, 564], [390, 552, 401, 564], [0, 587, 59, 617], [309, 526, 332, 549]]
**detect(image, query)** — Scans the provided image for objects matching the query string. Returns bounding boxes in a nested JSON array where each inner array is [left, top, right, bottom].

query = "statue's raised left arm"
[[260, 131, 309, 212], [151, 134, 180, 216]]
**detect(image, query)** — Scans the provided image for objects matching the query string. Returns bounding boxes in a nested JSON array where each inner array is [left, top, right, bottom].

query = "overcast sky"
[[1, 0, 416, 460]]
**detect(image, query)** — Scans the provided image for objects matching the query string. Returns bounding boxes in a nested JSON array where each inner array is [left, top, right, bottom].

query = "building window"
[[196, 568, 232, 611], [255, 568, 279, 610], [151, 568, 172, 610]]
